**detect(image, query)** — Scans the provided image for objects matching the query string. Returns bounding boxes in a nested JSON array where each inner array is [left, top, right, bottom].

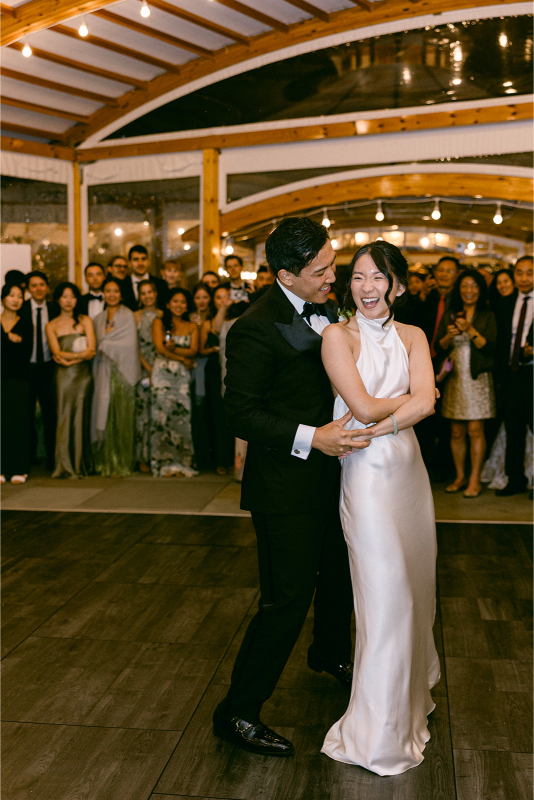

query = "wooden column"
[[72, 161, 83, 288], [202, 148, 220, 277]]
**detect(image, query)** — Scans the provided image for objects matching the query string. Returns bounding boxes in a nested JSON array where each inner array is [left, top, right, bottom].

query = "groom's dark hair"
[[265, 217, 330, 277]]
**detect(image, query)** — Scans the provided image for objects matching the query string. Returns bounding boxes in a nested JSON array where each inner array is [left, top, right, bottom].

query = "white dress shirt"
[[511, 289, 533, 363], [30, 297, 51, 363], [277, 280, 332, 461], [132, 272, 150, 301], [86, 291, 105, 320]]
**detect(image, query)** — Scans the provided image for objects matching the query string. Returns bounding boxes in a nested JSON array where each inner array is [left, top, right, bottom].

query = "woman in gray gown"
[[46, 282, 96, 478], [134, 279, 162, 472]]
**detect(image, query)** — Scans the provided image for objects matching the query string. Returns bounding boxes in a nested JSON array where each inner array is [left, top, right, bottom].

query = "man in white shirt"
[[496, 256, 533, 496], [20, 271, 59, 470], [78, 263, 106, 320]]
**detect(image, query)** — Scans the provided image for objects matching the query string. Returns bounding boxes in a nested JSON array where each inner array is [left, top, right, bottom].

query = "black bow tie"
[[302, 302, 328, 323], [89, 294, 103, 301]]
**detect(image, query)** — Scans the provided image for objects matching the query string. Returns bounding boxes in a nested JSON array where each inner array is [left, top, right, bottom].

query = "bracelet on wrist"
[[388, 414, 399, 436]]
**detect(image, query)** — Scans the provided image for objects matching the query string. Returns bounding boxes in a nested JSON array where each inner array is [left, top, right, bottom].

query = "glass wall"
[[1, 175, 69, 289]]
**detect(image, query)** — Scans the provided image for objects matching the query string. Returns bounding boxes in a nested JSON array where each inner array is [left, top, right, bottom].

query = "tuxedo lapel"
[[274, 310, 322, 353]]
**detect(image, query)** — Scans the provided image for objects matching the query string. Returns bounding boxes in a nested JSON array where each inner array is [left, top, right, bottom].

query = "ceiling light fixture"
[[375, 202, 384, 222], [22, 37, 32, 57], [503, 81, 513, 87], [431, 199, 441, 220], [452, 77, 462, 85], [505, 88, 517, 94], [471, 219, 479, 224], [141, 0, 151, 17], [493, 203, 503, 225], [177, 227, 185, 235], [78, 15, 89, 36], [499, 32, 508, 47], [321, 208, 331, 228]]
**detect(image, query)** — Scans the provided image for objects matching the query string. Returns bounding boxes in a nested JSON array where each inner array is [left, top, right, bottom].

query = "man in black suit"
[[494, 256, 533, 496], [20, 271, 59, 470], [213, 217, 370, 757], [77, 262, 106, 319], [121, 245, 167, 311]]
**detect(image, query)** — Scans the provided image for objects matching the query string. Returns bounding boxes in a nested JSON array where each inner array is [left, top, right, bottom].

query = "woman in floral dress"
[[150, 288, 199, 477], [134, 280, 162, 472]]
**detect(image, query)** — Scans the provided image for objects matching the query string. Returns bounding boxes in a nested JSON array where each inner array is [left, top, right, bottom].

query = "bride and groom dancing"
[[214, 217, 440, 776]]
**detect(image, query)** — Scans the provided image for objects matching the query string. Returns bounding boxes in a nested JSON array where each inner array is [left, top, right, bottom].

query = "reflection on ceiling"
[[110, 16, 533, 138]]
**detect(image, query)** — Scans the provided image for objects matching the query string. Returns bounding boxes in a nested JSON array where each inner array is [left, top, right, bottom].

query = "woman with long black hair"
[[46, 281, 95, 478]]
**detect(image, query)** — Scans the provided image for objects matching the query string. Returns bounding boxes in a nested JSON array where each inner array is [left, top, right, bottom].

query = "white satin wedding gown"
[[322, 312, 440, 776]]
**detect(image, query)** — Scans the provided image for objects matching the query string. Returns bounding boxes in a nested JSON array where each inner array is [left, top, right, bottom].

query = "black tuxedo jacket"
[[20, 299, 59, 350], [494, 289, 518, 383], [77, 292, 104, 316], [224, 280, 340, 514]]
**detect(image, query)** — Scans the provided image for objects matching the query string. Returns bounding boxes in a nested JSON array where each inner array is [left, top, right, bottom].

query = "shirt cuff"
[[291, 424, 316, 460]]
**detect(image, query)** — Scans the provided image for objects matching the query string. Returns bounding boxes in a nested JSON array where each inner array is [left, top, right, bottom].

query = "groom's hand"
[[312, 411, 371, 457]]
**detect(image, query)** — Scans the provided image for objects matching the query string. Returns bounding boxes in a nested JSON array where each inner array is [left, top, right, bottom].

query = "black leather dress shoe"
[[496, 484, 528, 497], [213, 708, 294, 757], [307, 646, 353, 689]]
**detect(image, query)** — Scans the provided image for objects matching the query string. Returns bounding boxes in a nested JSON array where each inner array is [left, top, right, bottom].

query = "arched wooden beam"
[[0, 135, 75, 160], [183, 173, 534, 241], [63, 0, 520, 147]]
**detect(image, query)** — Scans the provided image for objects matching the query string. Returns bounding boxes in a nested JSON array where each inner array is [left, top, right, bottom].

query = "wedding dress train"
[[322, 312, 441, 776]]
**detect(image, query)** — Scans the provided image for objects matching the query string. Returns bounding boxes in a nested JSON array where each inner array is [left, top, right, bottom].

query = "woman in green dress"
[[134, 279, 162, 473], [92, 279, 141, 476], [46, 282, 95, 479], [151, 288, 199, 477]]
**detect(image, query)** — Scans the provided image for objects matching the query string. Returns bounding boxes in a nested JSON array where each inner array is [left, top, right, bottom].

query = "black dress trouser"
[[219, 498, 354, 722], [28, 361, 56, 470], [503, 365, 533, 488]]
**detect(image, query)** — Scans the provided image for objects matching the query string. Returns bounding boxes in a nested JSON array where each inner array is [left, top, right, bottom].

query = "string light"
[[331, 238, 339, 249], [505, 88, 517, 94], [321, 208, 331, 228], [140, 0, 151, 17], [22, 37, 32, 57], [499, 32, 508, 47], [467, 241, 476, 250], [431, 199, 441, 221], [114, 228, 123, 236], [452, 78, 462, 85], [420, 237, 430, 248], [224, 237, 234, 255], [78, 15, 89, 36], [177, 227, 185, 235], [183, 243, 191, 251], [375, 202, 384, 222], [493, 203, 503, 225]]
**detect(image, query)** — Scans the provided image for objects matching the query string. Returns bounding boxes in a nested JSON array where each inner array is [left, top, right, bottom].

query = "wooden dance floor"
[[2, 511, 532, 800]]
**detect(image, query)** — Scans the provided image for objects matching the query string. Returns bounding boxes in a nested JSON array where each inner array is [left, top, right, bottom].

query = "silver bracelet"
[[388, 414, 399, 436]]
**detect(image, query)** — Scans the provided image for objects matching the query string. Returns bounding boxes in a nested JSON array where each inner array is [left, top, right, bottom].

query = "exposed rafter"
[[0, 3, 16, 17], [9, 42, 148, 89], [135, 0, 251, 45], [0, 68, 119, 107], [1, 0, 120, 46], [1, 134, 76, 160], [1, 120, 67, 141], [346, 0, 374, 11], [1, 96, 89, 122], [212, 0, 290, 33], [93, 10, 214, 58], [283, 0, 330, 22], [51, 24, 182, 73]]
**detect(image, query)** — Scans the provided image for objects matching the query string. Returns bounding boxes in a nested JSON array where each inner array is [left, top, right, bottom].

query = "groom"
[[214, 217, 370, 757]]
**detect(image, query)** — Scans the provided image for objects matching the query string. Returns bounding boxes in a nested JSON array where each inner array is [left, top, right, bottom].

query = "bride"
[[320, 240, 441, 776]]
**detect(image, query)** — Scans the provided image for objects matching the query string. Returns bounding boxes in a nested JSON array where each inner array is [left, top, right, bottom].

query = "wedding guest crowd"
[[1, 248, 531, 498]]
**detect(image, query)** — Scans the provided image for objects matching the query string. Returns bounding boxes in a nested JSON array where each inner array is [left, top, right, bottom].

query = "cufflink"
[[294, 449, 300, 454]]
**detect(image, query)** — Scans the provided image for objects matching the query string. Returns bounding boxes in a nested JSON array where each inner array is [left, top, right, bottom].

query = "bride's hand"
[[312, 410, 371, 457]]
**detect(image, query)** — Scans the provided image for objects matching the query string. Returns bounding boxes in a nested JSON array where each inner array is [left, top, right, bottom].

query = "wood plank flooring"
[[1, 511, 532, 800]]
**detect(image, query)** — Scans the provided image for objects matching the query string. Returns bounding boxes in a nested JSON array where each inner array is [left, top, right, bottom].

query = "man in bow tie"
[[122, 245, 167, 311], [213, 217, 370, 758], [78, 263, 106, 319]]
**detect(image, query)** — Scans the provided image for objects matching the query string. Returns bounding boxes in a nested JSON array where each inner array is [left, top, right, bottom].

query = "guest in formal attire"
[[221, 255, 252, 311], [190, 282, 214, 469], [20, 271, 59, 470], [124, 245, 167, 312], [435, 270, 497, 497], [4, 270, 28, 293], [415, 256, 461, 477], [134, 279, 162, 473], [92, 279, 141, 476], [202, 271, 220, 290], [150, 288, 199, 477], [46, 282, 95, 479], [160, 260, 183, 306], [200, 286, 235, 474], [78, 263, 106, 320], [494, 256, 533, 496], [394, 267, 430, 326], [1, 283, 32, 484], [107, 255, 129, 282], [489, 268, 515, 311], [249, 265, 275, 304]]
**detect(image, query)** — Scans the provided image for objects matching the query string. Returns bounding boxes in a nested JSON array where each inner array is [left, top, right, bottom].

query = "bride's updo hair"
[[342, 240, 409, 326]]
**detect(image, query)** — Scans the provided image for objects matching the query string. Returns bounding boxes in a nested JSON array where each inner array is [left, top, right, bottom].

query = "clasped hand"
[[312, 410, 371, 458]]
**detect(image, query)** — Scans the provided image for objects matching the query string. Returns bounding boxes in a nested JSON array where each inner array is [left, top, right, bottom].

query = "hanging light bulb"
[[177, 227, 185, 235], [375, 202, 384, 222], [321, 208, 331, 228], [493, 202, 503, 225], [22, 37, 32, 57], [224, 237, 234, 255], [78, 15, 89, 36], [431, 199, 441, 221], [140, 0, 151, 17]]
